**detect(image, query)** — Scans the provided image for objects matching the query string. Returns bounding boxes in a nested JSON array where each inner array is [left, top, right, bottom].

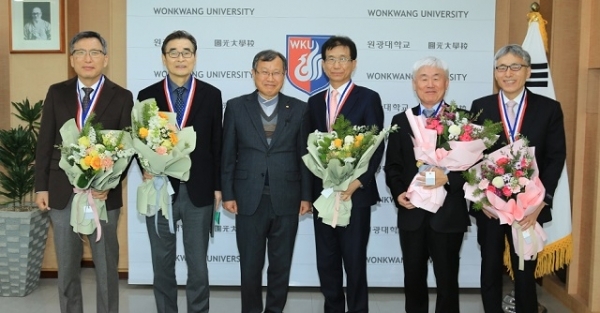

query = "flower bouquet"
[[463, 138, 547, 270], [406, 102, 501, 213], [57, 115, 135, 241], [131, 98, 196, 234], [302, 115, 397, 227]]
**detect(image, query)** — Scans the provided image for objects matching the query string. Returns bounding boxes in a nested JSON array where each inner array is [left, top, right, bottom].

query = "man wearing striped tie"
[[35, 31, 133, 313]]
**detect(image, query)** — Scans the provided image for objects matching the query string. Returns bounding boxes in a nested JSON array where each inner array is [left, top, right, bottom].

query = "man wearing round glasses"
[[471, 44, 566, 313], [137, 30, 223, 313], [24, 6, 51, 40]]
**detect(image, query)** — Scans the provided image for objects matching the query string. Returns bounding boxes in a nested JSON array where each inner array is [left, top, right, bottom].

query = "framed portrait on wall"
[[9, 0, 65, 53]]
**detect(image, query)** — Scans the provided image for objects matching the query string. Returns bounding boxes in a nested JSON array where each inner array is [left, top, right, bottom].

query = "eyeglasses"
[[71, 49, 105, 59], [255, 70, 284, 78], [323, 57, 353, 65], [166, 50, 194, 58], [495, 63, 529, 72]]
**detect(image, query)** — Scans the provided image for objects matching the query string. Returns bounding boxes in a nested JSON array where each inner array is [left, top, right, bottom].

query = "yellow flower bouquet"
[[131, 98, 196, 233], [302, 115, 397, 227], [57, 115, 134, 241]]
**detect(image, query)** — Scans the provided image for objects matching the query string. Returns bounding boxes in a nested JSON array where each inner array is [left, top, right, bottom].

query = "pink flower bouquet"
[[463, 138, 547, 269], [405, 102, 501, 213]]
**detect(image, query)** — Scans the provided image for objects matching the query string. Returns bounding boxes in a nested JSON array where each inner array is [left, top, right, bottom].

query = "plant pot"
[[0, 209, 50, 297]]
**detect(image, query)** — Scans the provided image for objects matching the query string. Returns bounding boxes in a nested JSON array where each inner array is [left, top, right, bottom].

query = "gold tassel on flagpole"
[[527, 2, 549, 53]]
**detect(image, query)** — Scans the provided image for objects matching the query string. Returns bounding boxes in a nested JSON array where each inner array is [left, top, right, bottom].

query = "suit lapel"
[[314, 91, 328, 131], [518, 90, 537, 137], [269, 95, 293, 147], [63, 78, 79, 118], [92, 77, 115, 120], [243, 93, 269, 148], [338, 87, 360, 121], [182, 78, 203, 127]]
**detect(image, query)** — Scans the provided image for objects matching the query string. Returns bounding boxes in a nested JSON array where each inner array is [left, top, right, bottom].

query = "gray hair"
[[494, 44, 531, 66], [412, 56, 449, 79], [252, 50, 287, 72], [69, 31, 108, 55]]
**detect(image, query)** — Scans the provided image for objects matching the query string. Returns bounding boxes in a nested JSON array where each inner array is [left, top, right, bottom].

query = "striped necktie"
[[81, 87, 93, 112]]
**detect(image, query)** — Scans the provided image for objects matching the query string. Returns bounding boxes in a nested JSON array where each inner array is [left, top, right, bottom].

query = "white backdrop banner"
[[126, 0, 496, 287]]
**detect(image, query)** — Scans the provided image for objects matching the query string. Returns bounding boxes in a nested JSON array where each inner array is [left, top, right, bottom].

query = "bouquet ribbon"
[[332, 191, 341, 228], [511, 222, 547, 271], [152, 175, 175, 235], [73, 188, 102, 242]]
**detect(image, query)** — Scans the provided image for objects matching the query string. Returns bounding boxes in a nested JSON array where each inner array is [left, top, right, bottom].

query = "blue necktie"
[[174, 87, 186, 125], [423, 108, 435, 118]]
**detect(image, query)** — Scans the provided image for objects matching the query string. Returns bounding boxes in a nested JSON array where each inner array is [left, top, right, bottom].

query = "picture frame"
[[9, 0, 65, 53]]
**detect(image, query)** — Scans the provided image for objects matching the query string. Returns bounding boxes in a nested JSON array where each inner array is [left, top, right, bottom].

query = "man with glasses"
[[307, 36, 384, 313], [221, 49, 312, 313], [24, 6, 51, 40], [137, 30, 223, 313], [35, 31, 133, 313], [471, 44, 566, 313]]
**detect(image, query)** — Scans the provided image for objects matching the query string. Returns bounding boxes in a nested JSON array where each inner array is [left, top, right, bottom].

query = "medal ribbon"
[[498, 91, 527, 143], [164, 77, 196, 129], [76, 75, 105, 129], [326, 80, 355, 131]]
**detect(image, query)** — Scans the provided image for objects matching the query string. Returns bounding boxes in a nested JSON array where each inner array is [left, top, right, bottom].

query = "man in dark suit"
[[137, 30, 223, 313], [221, 49, 312, 313], [35, 31, 132, 313], [307, 36, 384, 313], [384, 56, 469, 313], [471, 44, 566, 313]]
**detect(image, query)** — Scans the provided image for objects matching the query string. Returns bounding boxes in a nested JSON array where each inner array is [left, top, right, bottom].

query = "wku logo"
[[286, 35, 331, 96]]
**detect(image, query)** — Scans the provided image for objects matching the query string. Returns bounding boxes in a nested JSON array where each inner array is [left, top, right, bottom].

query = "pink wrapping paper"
[[405, 109, 488, 213]]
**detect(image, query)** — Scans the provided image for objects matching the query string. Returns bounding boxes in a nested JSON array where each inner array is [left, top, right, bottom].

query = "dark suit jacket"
[[471, 89, 566, 223], [307, 85, 384, 208], [137, 78, 223, 208], [384, 106, 470, 233], [221, 91, 311, 216], [35, 76, 133, 211]]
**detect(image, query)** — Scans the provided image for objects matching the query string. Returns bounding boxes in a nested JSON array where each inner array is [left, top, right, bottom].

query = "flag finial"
[[527, 3, 548, 53], [530, 2, 540, 13]]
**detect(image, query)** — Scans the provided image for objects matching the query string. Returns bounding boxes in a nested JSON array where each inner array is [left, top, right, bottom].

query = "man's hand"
[[340, 179, 362, 202], [397, 192, 416, 209], [142, 171, 153, 181], [416, 166, 448, 189], [223, 200, 238, 214], [214, 191, 222, 211], [482, 209, 498, 220], [91, 189, 109, 201], [299, 201, 312, 215], [36, 192, 49, 211], [518, 202, 546, 231]]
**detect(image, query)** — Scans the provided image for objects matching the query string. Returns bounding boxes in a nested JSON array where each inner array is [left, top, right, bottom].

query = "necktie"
[[506, 100, 517, 121], [174, 87, 186, 125], [328, 89, 339, 130], [423, 108, 435, 118], [81, 87, 93, 112]]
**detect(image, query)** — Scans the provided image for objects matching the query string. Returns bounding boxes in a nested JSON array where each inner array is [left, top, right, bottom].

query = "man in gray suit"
[[221, 49, 312, 313]]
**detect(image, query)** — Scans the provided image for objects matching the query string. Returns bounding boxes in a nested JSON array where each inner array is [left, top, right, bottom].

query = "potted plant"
[[0, 98, 48, 297]]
